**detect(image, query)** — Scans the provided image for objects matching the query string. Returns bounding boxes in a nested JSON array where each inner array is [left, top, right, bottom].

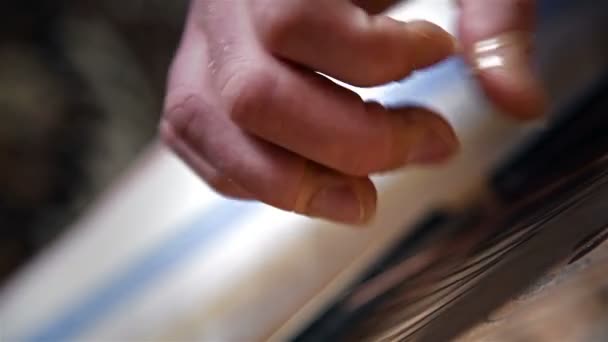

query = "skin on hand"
[[458, 0, 546, 119], [161, 0, 544, 225]]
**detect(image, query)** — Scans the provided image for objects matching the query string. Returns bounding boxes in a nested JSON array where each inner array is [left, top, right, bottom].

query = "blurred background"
[[0, 0, 188, 282]]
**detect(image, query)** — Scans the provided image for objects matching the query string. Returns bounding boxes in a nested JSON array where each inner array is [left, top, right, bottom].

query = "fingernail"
[[471, 31, 532, 74], [307, 183, 365, 224], [407, 126, 458, 164]]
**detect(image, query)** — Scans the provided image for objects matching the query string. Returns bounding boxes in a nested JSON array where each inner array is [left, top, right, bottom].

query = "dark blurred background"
[[0, 0, 188, 282]]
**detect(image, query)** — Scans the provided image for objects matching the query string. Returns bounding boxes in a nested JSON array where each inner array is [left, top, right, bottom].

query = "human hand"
[[161, 0, 543, 225], [457, 0, 545, 118], [161, 0, 458, 224]]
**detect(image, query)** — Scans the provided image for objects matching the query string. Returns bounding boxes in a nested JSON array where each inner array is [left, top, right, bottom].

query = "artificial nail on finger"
[[471, 31, 532, 74]]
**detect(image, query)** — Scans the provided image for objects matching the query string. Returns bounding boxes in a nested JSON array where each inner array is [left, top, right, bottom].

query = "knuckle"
[[255, 0, 305, 49], [160, 97, 195, 148], [159, 118, 179, 149], [160, 92, 213, 147], [221, 66, 279, 126]]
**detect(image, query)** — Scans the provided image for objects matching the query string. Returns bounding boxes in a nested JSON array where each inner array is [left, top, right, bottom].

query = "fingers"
[[224, 59, 458, 176], [161, 0, 462, 225], [160, 120, 252, 200], [162, 96, 377, 224], [162, 23, 377, 224], [255, 0, 456, 86], [458, 0, 547, 119], [291, 162, 378, 224]]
